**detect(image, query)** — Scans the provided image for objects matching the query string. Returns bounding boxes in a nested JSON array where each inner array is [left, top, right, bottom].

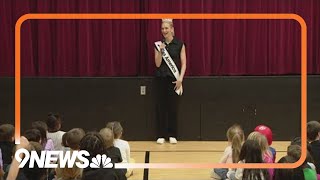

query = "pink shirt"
[[44, 139, 55, 151], [263, 151, 274, 179]]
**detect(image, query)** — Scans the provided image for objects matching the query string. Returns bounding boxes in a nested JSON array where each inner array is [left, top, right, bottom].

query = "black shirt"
[[309, 140, 320, 173], [155, 37, 184, 78], [107, 146, 122, 163], [0, 141, 14, 165], [82, 168, 118, 180]]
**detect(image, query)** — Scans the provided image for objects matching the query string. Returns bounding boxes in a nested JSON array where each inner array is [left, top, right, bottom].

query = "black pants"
[[155, 76, 180, 139]]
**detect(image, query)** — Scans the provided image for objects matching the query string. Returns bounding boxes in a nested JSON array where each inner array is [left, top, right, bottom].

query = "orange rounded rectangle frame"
[[15, 13, 307, 169]]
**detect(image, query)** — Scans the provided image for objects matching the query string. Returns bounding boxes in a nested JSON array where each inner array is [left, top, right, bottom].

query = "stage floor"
[[128, 141, 289, 180]]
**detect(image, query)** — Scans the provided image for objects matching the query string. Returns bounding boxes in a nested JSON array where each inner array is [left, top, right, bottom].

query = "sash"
[[155, 41, 183, 95]]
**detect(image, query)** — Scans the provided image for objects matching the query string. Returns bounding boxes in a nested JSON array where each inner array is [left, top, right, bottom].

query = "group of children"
[[1, 114, 320, 180], [211, 121, 320, 180], [0, 113, 133, 180]]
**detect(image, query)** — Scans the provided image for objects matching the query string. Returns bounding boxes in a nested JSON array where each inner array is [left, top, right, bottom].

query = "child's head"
[[67, 128, 85, 150], [56, 163, 83, 180], [254, 125, 273, 146], [287, 144, 314, 165], [307, 121, 320, 141], [0, 124, 14, 142], [99, 128, 114, 148], [290, 136, 313, 153], [46, 113, 62, 132], [226, 124, 245, 163], [247, 131, 269, 154], [287, 144, 301, 162], [106, 121, 123, 139], [32, 121, 49, 146], [56, 130, 84, 180], [240, 140, 270, 180], [24, 129, 42, 143], [22, 142, 47, 180], [287, 137, 313, 163], [274, 155, 302, 180], [291, 136, 302, 146], [239, 140, 263, 163], [79, 132, 107, 158], [61, 132, 69, 147]]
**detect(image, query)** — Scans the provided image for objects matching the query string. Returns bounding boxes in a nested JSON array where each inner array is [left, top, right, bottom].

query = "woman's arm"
[[178, 44, 186, 82], [154, 43, 166, 67], [173, 44, 186, 90]]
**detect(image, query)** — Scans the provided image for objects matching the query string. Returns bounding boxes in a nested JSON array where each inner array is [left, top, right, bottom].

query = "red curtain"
[[0, 0, 319, 76]]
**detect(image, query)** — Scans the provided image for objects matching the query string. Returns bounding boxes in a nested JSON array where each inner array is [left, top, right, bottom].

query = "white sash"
[[155, 41, 183, 95]]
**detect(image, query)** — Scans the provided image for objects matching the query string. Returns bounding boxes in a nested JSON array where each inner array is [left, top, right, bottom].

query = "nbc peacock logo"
[[90, 154, 113, 168]]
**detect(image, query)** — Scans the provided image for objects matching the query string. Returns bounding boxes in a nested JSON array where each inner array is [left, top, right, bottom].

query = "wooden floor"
[[127, 141, 290, 180]]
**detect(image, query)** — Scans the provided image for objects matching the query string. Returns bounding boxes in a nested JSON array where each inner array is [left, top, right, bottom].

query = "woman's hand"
[[173, 80, 182, 90], [160, 43, 166, 53]]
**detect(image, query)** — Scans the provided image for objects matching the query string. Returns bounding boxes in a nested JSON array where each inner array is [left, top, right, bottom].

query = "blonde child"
[[228, 140, 269, 180], [211, 124, 245, 179], [106, 121, 134, 177], [100, 128, 127, 180], [247, 131, 274, 179], [254, 125, 276, 162], [55, 128, 85, 180], [99, 128, 123, 163]]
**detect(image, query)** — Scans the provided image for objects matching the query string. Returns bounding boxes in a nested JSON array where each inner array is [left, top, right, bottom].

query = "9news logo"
[[15, 149, 113, 168]]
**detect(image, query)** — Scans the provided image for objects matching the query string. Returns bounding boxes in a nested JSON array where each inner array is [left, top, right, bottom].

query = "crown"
[[162, 19, 173, 23]]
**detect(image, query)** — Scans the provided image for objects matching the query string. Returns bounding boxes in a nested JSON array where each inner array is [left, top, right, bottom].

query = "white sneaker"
[[156, 138, 165, 144], [169, 137, 177, 144]]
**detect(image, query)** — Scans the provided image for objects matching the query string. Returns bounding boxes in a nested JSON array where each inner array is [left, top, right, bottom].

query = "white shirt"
[[228, 160, 266, 180], [47, 131, 66, 151], [113, 139, 130, 163], [219, 145, 233, 163]]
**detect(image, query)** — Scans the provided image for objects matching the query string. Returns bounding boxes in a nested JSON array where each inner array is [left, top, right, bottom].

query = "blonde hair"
[[226, 124, 245, 163], [162, 19, 173, 23], [99, 128, 114, 148], [247, 131, 269, 154], [161, 19, 175, 36], [106, 121, 123, 139], [56, 152, 83, 179], [67, 128, 85, 150]]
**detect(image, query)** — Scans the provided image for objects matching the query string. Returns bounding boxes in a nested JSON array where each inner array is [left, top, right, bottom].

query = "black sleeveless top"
[[155, 37, 184, 78]]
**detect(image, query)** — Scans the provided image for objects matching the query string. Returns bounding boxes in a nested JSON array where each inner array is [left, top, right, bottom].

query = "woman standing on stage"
[[154, 19, 186, 144]]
